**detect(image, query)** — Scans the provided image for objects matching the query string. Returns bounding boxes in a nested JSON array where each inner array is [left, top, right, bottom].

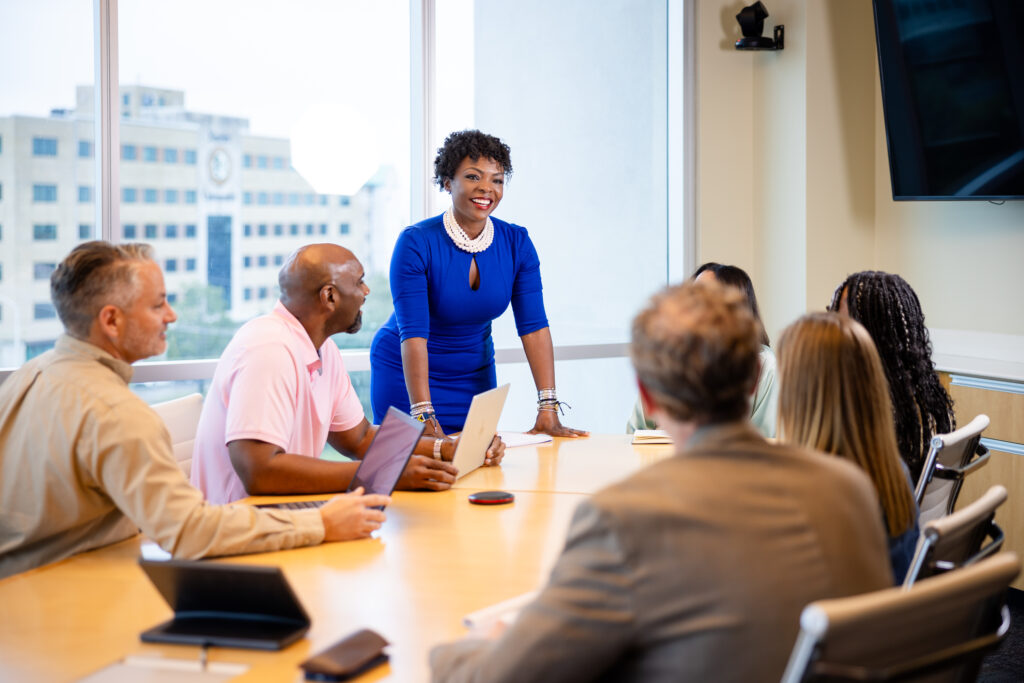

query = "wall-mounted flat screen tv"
[[873, 0, 1024, 200]]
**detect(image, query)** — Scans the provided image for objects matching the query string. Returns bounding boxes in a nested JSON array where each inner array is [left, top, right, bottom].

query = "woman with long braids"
[[829, 271, 955, 484]]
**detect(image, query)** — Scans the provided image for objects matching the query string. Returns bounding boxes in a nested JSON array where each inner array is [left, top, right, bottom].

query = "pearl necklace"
[[443, 207, 494, 254]]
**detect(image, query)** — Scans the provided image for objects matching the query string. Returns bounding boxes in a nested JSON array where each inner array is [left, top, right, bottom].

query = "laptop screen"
[[347, 406, 424, 499]]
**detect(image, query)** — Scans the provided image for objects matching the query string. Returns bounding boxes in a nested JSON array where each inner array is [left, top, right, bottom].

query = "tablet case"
[[139, 559, 310, 650], [300, 628, 389, 681]]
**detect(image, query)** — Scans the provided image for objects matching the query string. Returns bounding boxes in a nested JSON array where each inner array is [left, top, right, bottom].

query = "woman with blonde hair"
[[777, 312, 919, 583]]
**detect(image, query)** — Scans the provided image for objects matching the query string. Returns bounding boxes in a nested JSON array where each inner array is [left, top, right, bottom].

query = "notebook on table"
[[138, 559, 310, 650], [452, 384, 511, 480]]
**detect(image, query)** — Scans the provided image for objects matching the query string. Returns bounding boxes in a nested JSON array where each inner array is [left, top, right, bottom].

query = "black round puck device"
[[468, 490, 515, 505]]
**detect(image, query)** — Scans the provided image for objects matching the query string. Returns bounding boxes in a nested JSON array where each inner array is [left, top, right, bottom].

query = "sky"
[[0, 0, 421, 194]]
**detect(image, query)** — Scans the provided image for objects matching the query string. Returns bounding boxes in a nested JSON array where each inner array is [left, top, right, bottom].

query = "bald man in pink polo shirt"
[[191, 244, 504, 504]]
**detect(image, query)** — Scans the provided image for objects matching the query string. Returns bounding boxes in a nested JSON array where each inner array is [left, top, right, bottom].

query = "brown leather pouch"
[[300, 628, 389, 681]]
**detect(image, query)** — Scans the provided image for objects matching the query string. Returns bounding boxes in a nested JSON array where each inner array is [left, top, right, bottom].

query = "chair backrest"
[[150, 393, 204, 478], [916, 414, 990, 525], [780, 552, 1020, 683], [903, 485, 1007, 588]]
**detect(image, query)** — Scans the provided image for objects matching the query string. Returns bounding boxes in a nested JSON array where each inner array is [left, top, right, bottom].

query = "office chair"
[[779, 552, 1020, 683], [915, 414, 990, 525], [151, 393, 204, 478], [903, 485, 1006, 589]]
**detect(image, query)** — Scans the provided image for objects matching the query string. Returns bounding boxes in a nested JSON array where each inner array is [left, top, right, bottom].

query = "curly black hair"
[[433, 130, 512, 190], [828, 271, 955, 481]]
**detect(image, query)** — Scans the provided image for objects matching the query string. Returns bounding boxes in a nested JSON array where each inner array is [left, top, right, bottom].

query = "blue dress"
[[369, 214, 549, 432]]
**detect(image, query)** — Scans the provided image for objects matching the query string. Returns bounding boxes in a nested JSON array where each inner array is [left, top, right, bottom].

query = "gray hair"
[[50, 241, 155, 338]]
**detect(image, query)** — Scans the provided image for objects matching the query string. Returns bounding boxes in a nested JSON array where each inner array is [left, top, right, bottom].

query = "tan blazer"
[[431, 422, 893, 683]]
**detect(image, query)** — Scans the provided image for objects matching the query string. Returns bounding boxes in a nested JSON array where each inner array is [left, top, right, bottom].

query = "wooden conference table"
[[0, 435, 674, 682]]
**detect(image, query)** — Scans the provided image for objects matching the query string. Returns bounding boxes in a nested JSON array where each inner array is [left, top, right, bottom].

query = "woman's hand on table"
[[528, 409, 589, 438]]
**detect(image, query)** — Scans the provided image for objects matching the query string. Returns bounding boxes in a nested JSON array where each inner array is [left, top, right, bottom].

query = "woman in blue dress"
[[370, 130, 586, 439]]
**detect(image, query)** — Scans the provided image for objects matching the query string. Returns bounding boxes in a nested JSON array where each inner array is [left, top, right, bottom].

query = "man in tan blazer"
[[430, 280, 893, 682]]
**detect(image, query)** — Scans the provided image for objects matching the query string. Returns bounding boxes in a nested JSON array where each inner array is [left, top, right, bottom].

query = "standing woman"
[[828, 271, 955, 484], [370, 130, 586, 439], [777, 312, 919, 583]]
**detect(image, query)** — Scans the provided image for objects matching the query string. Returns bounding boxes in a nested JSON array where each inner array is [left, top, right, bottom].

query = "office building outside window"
[[33, 225, 58, 241], [33, 184, 57, 202], [32, 137, 58, 156]]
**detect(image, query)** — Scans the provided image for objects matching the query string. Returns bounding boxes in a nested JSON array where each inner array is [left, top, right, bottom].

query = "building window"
[[122, 187, 137, 203], [243, 154, 252, 168], [143, 146, 158, 162], [143, 188, 158, 203], [274, 157, 286, 170], [305, 224, 314, 235], [33, 262, 56, 280], [185, 224, 196, 238], [258, 255, 268, 267], [165, 224, 178, 239], [163, 189, 177, 204], [243, 256, 252, 268], [243, 192, 253, 205], [79, 224, 92, 239], [258, 286, 268, 299], [34, 302, 57, 319], [257, 155, 268, 169], [257, 192, 269, 205], [78, 185, 92, 203], [319, 195, 328, 206], [122, 93, 130, 106], [78, 140, 93, 158], [289, 224, 299, 236], [185, 190, 197, 204], [243, 224, 252, 237], [272, 192, 284, 205], [145, 224, 158, 239], [122, 144, 137, 160], [304, 193, 315, 205], [32, 137, 58, 156], [165, 259, 177, 273], [339, 222, 350, 235], [274, 254, 284, 266], [258, 224, 268, 237], [167, 293, 178, 304], [123, 224, 137, 239], [184, 149, 197, 165], [288, 192, 300, 205], [33, 184, 58, 202], [185, 258, 196, 272], [339, 196, 350, 206], [319, 224, 327, 235], [273, 224, 283, 236], [33, 224, 57, 240], [164, 148, 178, 163], [243, 287, 252, 301]]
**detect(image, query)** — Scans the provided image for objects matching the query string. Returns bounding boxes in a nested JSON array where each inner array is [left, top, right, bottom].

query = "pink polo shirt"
[[191, 302, 365, 503]]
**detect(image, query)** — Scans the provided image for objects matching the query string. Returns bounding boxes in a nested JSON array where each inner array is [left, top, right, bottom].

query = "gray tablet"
[[139, 559, 310, 650]]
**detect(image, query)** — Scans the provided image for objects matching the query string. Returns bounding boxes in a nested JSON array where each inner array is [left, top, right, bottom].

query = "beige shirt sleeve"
[[85, 398, 325, 558]]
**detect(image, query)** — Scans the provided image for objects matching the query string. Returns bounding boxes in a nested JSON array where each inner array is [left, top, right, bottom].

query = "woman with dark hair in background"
[[777, 312, 919, 583], [370, 130, 586, 440], [627, 262, 778, 437], [828, 271, 955, 484]]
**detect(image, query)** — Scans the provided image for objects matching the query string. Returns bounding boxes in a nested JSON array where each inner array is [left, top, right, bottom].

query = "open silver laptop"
[[452, 384, 511, 480]]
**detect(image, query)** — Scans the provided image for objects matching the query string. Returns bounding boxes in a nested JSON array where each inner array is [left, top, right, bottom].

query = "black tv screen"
[[873, 0, 1024, 200]]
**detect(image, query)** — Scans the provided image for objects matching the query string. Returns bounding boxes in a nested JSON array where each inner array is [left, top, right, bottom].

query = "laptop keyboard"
[[256, 500, 327, 510]]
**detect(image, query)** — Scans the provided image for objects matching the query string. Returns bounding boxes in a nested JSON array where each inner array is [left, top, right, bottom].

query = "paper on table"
[[79, 656, 247, 682], [462, 590, 539, 631], [497, 432, 554, 448], [631, 429, 673, 445]]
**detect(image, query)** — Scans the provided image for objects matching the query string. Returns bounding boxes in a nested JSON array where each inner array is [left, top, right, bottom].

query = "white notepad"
[[496, 431, 553, 448], [631, 429, 673, 445]]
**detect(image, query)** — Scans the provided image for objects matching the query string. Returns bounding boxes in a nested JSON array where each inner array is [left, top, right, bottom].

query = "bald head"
[[279, 244, 369, 338]]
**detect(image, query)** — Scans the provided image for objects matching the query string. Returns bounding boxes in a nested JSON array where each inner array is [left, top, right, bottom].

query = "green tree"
[[165, 285, 242, 361]]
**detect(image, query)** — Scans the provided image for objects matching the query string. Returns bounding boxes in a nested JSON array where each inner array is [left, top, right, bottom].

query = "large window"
[[1, 1, 690, 433]]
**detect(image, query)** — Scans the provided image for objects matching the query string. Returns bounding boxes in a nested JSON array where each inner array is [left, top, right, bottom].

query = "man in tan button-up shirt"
[[0, 241, 388, 579]]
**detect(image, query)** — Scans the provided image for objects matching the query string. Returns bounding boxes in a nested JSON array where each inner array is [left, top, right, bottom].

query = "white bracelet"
[[432, 438, 443, 460]]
